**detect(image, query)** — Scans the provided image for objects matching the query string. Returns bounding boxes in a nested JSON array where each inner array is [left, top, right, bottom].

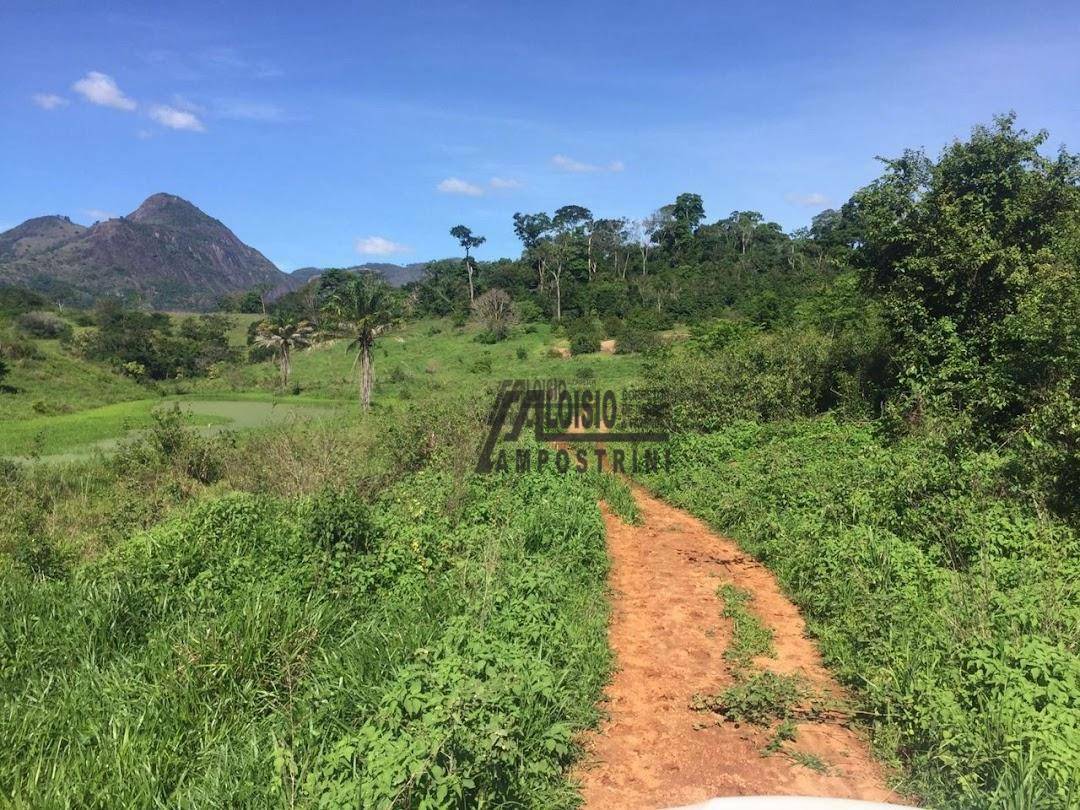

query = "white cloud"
[[551, 154, 592, 172], [436, 177, 484, 196], [32, 93, 68, 110], [785, 192, 831, 208], [551, 154, 624, 173], [83, 208, 115, 222], [149, 104, 205, 132], [72, 72, 137, 111], [489, 176, 523, 190], [355, 236, 410, 256]]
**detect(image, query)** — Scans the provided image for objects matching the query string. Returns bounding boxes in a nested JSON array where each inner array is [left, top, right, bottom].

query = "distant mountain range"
[[274, 262, 427, 296], [0, 194, 429, 310]]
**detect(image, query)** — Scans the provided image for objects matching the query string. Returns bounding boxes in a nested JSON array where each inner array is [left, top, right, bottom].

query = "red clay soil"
[[573, 485, 907, 809]]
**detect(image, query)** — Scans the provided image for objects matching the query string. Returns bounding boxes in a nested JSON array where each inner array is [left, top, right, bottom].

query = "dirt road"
[[574, 485, 905, 809]]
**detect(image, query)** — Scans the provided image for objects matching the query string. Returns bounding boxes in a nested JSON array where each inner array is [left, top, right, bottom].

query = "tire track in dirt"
[[574, 484, 906, 809]]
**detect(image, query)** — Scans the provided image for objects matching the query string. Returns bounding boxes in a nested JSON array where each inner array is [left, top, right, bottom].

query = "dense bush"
[[14, 311, 73, 340], [76, 303, 238, 380], [0, 285, 49, 317], [113, 405, 232, 485], [0, 326, 44, 361], [610, 317, 661, 354], [628, 328, 835, 432], [566, 316, 601, 356], [847, 115, 1079, 508], [643, 419, 1080, 807]]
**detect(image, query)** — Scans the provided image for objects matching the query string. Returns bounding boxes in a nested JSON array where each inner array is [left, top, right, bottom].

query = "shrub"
[[306, 490, 377, 553], [615, 325, 660, 355], [471, 288, 517, 340], [469, 352, 493, 374], [569, 332, 599, 355], [574, 364, 596, 382], [513, 299, 543, 323], [628, 328, 833, 432], [601, 315, 623, 337], [567, 316, 602, 356], [15, 311, 73, 340], [114, 405, 229, 484], [625, 306, 673, 332], [0, 328, 43, 360]]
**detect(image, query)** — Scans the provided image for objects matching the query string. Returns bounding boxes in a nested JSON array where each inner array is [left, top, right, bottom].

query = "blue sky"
[[2, 1, 1078, 270]]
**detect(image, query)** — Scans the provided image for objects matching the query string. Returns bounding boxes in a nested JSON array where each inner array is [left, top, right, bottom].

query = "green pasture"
[[0, 398, 338, 462], [1, 318, 645, 460]]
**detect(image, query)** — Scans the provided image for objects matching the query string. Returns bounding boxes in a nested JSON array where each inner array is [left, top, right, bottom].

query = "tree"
[[328, 272, 398, 411], [634, 210, 669, 275], [512, 212, 553, 292], [592, 217, 631, 277], [449, 225, 486, 303], [544, 206, 593, 321], [549, 208, 598, 278], [730, 210, 764, 255], [253, 318, 315, 387], [413, 259, 469, 316], [848, 113, 1080, 468], [471, 288, 517, 339], [0, 355, 8, 388], [668, 193, 706, 258], [552, 205, 592, 235]]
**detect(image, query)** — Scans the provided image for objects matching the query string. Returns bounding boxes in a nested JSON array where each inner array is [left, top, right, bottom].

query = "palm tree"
[[253, 318, 315, 387], [328, 273, 397, 411]]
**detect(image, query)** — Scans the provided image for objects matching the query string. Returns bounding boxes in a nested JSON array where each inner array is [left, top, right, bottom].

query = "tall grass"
[[0, 436, 611, 806]]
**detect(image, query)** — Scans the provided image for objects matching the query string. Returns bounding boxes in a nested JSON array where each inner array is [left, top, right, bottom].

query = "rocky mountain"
[[0, 194, 288, 310], [0, 216, 87, 262]]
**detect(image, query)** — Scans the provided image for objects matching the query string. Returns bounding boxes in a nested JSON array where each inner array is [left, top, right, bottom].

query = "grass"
[[177, 318, 645, 405], [691, 670, 807, 726], [0, 421, 613, 806], [1, 317, 645, 460], [588, 468, 643, 525], [788, 749, 830, 774], [0, 398, 338, 460], [718, 583, 775, 665], [0, 337, 147, 422]]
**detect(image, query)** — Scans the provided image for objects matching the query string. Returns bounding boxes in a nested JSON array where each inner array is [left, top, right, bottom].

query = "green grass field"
[[0, 399, 339, 462], [1, 318, 645, 461], [179, 318, 644, 402], [0, 338, 148, 422]]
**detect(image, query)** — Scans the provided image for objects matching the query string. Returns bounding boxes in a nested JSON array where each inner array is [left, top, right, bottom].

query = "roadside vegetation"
[[635, 117, 1079, 807], [0, 114, 1076, 807]]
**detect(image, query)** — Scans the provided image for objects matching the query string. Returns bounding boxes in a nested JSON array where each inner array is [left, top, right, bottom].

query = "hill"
[[0, 194, 288, 310], [0, 216, 86, 261]]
